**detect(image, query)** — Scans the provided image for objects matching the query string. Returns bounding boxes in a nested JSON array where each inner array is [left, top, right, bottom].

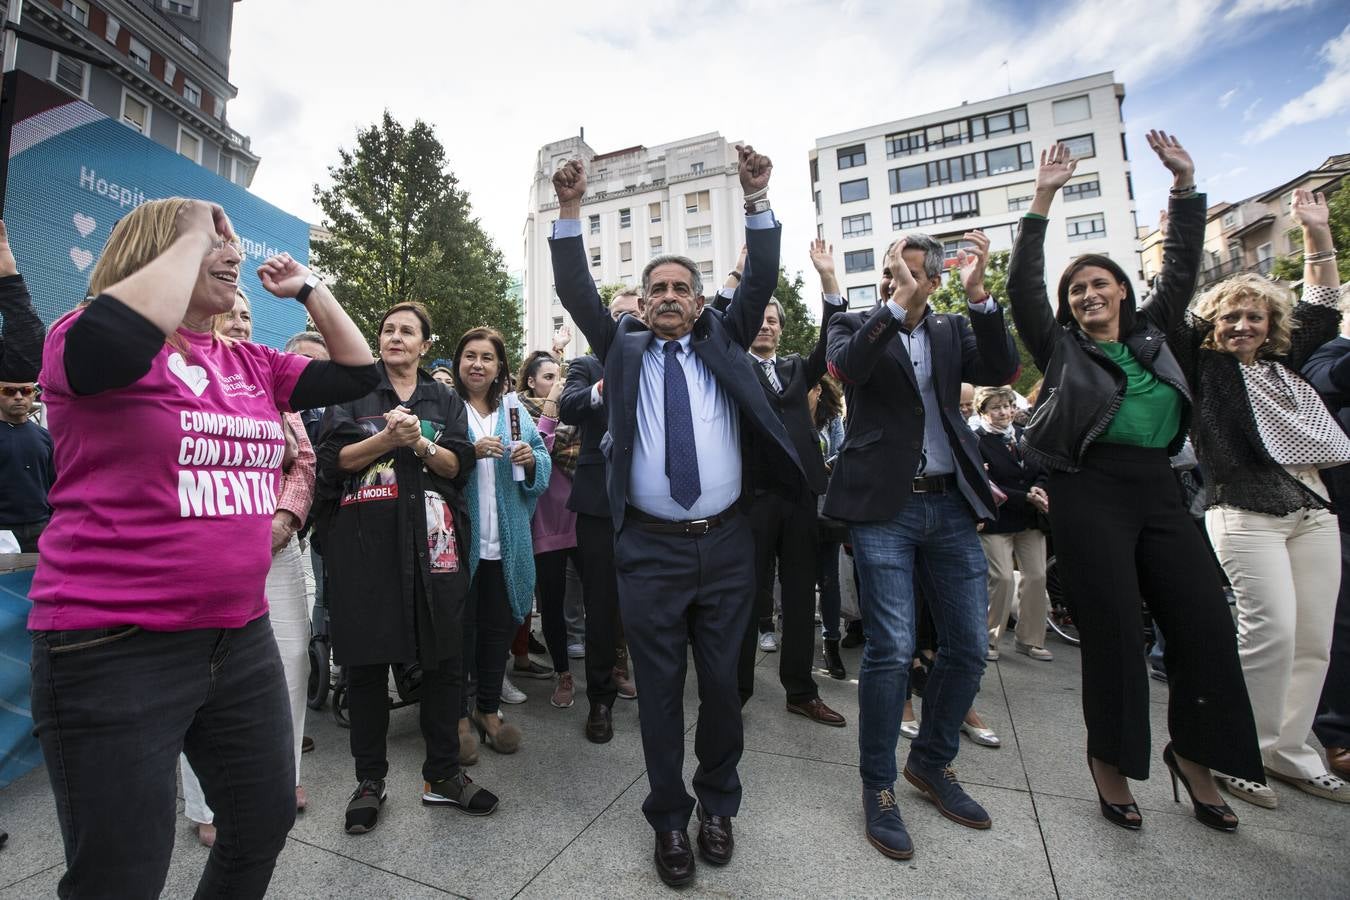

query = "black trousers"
[[739, 491, 820, 705], [576, 513, 620, 706], [348, 661, 461, 783], [461, 560, 515, 716], [1049, 443, 1263, 782], [535, 546, 582, 673], [616, 511, 754, 831], [1314, 529, 1350, 749]]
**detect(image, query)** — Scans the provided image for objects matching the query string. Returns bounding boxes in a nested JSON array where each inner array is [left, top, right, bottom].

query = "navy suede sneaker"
[[903, 759, 992, 829], [862, 787, 914, 859]]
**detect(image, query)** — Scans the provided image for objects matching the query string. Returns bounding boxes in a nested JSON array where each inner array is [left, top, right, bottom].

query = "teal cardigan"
[[464, 396, 552, 623]]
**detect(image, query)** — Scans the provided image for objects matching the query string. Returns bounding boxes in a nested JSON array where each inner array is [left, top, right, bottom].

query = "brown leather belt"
[[912, 473, 956, 494], [625, 504, 738, 536]]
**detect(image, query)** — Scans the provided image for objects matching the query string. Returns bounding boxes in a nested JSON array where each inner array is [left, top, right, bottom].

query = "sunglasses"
[[1, 386, 37, 397]]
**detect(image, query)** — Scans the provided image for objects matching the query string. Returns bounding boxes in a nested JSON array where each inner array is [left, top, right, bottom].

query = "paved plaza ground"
[[2, 634, 1348, 898]]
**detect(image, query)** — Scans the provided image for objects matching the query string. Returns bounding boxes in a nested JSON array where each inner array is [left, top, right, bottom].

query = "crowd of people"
[[1, 131, 1348, 897]]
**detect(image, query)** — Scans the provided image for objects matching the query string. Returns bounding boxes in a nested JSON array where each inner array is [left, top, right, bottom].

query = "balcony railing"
[[1196, 255, 1277, 290]]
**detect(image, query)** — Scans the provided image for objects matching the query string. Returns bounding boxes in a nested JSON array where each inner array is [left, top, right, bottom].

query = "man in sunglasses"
[[0, 381, 53, 553]]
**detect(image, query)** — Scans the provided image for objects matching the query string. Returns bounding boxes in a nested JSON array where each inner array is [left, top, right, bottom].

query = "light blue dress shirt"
[[551, 210, 778, 520], [885, 297, 996, 477]]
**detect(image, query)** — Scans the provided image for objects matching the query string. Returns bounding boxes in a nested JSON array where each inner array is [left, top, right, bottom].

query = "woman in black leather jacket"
[[1007, 134, 1261, 834]]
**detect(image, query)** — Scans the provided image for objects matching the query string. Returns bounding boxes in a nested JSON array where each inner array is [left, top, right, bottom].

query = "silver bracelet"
[[1305, 249, 1338, 263], [743, 186, 769, 203]]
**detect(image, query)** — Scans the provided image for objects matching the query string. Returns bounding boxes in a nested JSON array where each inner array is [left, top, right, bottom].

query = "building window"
[[1063, 179, 1101, 202], [1060, 134, 1096, 160], [842, 213, 873, 238], [62, 1, 90, 25], [814, 190, 821, 214], [687, 225, 712, 249], [128, 37, 151, 71], [885, 105, 1029, 159], [553, 315, 565, 333], [837, 144, 867, 169], [588, 215, 600, 236], [619, 208, 631, 229], [886, 128, 927, 159], [810, 158, 819, 183], [620, 241, 633, 263], [844, 249, 875, 274], [649, 202, 661, 223], [163, 60, 176, 86], [1066, 213, 1106, 242], [162, 0, 199, 16], [685, 190, 710, 214], [891, 191, 980, 230], [942, 239, 976, 261], [1052, 95, 1091, 125], [50, 54, 88, 98], [650, 236, 663, 255], [839, 178, 869, 204], [590, 247, 601, 266], [120, 89, 151, 134], [105, 16, 121, 42], [1221, 210, 1238, 229], [690, 162, 704, 174], [847, 285, 878, 308], [177, 125, 202, 163], [182, 80, 202, 107], [889, 142, 1034, 193], [697, 260, 714, 280], [1006, 182, 1034, 211]]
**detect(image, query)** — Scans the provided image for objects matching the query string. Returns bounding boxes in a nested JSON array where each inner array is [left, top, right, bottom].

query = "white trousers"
[[183, 535, 313, 823], [980, 530, 1049, 648], [1206, 503, 1341, 779]]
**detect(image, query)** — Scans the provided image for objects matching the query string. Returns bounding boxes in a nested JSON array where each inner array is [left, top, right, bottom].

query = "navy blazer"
[[824, 302, 1019, 523], [559, 353, 610, 519], [548, 223, 801, 529]]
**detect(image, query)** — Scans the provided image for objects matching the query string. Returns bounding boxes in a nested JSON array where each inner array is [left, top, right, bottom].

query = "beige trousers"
[[980, 529, 1049, 648], [1206, 503, 1341, 779]]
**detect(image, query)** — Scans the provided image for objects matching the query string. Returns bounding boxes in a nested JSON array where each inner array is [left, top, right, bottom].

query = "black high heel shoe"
[[1087, 751, 1142, 830], [1162, 743, 1238, 832]]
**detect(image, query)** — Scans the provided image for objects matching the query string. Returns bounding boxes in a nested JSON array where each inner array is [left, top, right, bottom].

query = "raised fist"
[[553, 159, 587, 205], [736, 144, 773, 195]]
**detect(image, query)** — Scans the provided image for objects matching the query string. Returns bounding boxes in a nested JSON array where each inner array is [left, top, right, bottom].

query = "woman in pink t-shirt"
[[28, 198, 377, 899]]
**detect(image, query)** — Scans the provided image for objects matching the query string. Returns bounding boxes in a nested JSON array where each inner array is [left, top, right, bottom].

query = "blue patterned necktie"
[[663, 341, 702, 510]]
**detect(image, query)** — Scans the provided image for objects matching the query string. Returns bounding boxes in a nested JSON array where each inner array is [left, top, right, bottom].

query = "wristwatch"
[[295, 273, 321, 305], [416, 439, 438, 459], [745, 198, 771, 215]]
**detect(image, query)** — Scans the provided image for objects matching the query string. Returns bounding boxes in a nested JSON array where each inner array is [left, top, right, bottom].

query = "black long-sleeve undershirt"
[[0, 274, 45, 383]]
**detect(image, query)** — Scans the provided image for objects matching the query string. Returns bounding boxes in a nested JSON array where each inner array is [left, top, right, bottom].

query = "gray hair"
[[886, 232, 944, 281], [641, 254, 704, 299], [284, 331, 326, 352]]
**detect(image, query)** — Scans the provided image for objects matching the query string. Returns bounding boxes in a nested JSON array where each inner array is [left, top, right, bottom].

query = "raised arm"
[[1007, 146, 1077, 372], [559, 354, 602, 427], [826, 238, 920, 385], [719, 144, 780, 348], [953, 230, 1018, 384], [0, 221, 44, 382], [806, 239, 844, 383], [548, 160, 620, 361], [1136, 132, 1205, 333]]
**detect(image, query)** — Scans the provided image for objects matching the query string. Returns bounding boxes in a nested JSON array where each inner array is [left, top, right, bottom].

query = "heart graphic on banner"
[[69, 247, 94, 271], [73, 213, 96, 237], [167, 352, 209, 397]]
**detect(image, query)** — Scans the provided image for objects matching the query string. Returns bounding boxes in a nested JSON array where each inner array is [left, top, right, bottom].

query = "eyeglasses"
[[1, 386, 36, 397], [210, 238, 244, 254]]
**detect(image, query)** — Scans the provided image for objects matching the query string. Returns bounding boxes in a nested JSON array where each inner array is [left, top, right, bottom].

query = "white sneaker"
[[986, 644, 1000, 661], [499, 675, 526, 705], [1015, 641, 1053, 661], [567, 642, 585, 659], [759, 632, 779, 652]]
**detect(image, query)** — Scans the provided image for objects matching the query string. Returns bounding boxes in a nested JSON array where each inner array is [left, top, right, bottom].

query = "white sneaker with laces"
[[759, 632, 779, 652], [1015, 641, 1053, 661], [499, 675, 526, 705]]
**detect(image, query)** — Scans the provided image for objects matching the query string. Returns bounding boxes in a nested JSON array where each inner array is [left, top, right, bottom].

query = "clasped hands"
[[474, 433, 534, 467]]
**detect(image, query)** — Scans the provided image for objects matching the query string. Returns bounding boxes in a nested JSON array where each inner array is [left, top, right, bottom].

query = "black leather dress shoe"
[[654, 830, 695, 886], [585, 702, 613, 744], [696, 804, 734, 865]]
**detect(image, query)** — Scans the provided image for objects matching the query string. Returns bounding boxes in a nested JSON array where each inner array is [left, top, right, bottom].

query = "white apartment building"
[[522, 133, 748, 358], [811, 72, 1139, 310]]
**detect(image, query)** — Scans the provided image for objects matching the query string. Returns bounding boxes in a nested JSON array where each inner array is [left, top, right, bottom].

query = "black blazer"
[[548, 222, 801, 528], [973, 423, 1047, 534], [711, 291, 839, 497], [823, 302, 1019, 523], [559, 353, 610, 519]]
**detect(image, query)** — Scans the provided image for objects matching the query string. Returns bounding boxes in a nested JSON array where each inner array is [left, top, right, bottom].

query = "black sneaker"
[[344, 778, 386, 834], [528, 632, 548, 655], [422, 771, 499, 816]]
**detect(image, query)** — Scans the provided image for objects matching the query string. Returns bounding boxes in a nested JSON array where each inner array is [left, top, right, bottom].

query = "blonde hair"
[[213, 288, 251, 336], [973, 385, 1017, 414], [1193, 274, 1293, 358], [87, 198, 193, 297]]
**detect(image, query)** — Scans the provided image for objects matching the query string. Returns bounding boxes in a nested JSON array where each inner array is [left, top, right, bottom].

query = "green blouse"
[[1095, 341, 1182, 448]]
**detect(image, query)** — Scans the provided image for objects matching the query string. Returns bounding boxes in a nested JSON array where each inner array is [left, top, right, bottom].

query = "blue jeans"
[[851, 492, 989, 788], [30, 614, 295, 899]]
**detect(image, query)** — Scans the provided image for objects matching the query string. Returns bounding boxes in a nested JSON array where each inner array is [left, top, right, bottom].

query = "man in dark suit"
[[825, 230, 1018, 860], [715, 241, 845, 726], [549, 146, 798, 888], [558, 290, 643, 745]]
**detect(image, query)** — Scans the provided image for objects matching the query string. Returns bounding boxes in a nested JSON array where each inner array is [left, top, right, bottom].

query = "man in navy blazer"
[[825, 230, 1018, 860], [549, 146, 798, 888]]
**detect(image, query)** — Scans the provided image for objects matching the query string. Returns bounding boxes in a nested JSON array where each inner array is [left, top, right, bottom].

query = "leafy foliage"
[[774, 268, 819, 359], [1271, 185, 1350, 284], [312, 112, 522, 366], [926, 250, 1040, 394]]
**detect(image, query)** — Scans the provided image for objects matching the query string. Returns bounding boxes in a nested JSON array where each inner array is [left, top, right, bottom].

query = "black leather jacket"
[[1006, 195, 1207, 472]]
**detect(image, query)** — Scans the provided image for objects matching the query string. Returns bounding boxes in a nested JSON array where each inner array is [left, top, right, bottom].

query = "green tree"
[[1271, 185, 1350, 284], [312, 112, 521, 365], [597, 282, 632, 305], [774, 267, 819, 358], [926, 250, 1040, 394]]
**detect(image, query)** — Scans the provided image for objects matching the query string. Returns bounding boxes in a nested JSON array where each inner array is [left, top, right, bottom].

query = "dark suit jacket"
[[559, 353, 610, 519], [824, 302, 1019, 523], [711, 292, 839, 497], [973, 423, 1047, 534], [548, 222, 801, 529]]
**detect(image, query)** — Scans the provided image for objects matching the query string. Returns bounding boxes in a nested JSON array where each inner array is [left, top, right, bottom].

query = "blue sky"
[[229, 1, 1350, 302]]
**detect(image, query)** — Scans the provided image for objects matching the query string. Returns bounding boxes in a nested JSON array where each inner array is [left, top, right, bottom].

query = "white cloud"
[[1242, 97, 1264, 121], [1245, 23, 1350, 142], [1218, 87, 1239, 108], [1224, 0, 1317, 18]]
